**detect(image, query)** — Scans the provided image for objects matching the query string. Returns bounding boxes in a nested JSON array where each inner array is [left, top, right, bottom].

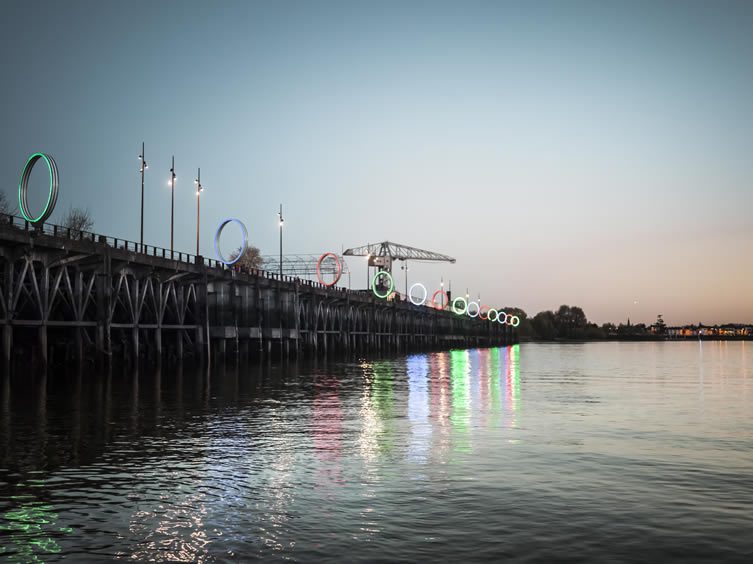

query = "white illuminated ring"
[[510, 315, 520, 327], [467, 301, 480, 318], [498, 311, 508, 325], [409, 282, 427, 306], [452, 296, 467, 315], [487, 308, 499, 322], [214, 218, 248, 265]]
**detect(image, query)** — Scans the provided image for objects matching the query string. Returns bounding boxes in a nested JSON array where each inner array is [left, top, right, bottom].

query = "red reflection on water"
[[312, 376, 343, 486]]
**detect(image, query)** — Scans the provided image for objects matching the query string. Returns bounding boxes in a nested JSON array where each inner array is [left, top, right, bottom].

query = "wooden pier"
[[0, 215, 516, 366]]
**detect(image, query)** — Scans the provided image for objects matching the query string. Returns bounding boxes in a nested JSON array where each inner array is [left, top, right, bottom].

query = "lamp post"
[[401, 261, 408, 297], [194, 168, 204, 256], [440, 277, 445, 309], [169, 156, 176, 256], [278, 204, 284, 278], [138, 143, 148, 252]]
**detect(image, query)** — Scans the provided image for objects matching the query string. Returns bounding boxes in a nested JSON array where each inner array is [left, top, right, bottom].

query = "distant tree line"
[[505, 305, 667, 341]]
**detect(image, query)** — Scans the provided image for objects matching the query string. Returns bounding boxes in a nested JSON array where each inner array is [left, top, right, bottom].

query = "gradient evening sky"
[[1, 0, 752, 326]]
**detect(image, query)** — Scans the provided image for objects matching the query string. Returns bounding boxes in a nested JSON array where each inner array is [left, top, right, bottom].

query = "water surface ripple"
[[1, 342, 752, 562]]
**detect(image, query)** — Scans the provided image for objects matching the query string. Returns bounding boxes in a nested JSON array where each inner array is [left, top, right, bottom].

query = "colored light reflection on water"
[[2, 343, 753, 561]]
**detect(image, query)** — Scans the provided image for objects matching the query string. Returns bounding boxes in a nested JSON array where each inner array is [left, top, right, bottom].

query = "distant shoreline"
[[522, 335, 753, 343]]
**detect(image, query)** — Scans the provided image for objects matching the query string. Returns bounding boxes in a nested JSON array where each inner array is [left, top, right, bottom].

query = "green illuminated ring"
[[18, 152, 59, 223], [452, 296, 467, 315], [487, 308, 499, 322], [371, 270, 394, 299]]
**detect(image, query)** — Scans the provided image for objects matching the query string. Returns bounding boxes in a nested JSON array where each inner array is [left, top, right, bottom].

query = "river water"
[[1, 342, 752, 562]]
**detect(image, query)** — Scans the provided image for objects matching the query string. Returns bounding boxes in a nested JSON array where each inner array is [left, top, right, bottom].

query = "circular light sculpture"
[[214, 218, 248, 265], [487, 308, 499, 322], [479, 305, 490, 320], [371, 270, 394, 299], [510, 315, 521, 327], [467, 301, 480, 318], [316, 252, 342, 286], [431, 290, 449, 310], [452, 296, 467, 315], [409, 282, 428, 306], [18, 152, 59, 223], [498, 311, 508, 325]]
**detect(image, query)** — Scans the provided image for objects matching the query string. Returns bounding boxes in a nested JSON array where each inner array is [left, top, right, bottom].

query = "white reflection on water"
[[406, 355, 431, 465]]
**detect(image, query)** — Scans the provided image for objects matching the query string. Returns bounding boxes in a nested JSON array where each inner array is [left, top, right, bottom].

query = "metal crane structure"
[[343, 241, 456, 293], [259, 253, 350, 284]]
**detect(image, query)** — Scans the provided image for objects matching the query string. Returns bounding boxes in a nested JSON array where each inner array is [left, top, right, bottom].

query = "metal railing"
[[0, 212, 494, 317], [0, 212, 360, 294]]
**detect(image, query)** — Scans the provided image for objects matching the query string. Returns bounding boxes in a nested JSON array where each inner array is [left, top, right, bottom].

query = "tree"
[[531, 310, 557, 340], [654, 314, 667, 334], [0, 191, 16, 216], [62, 207, 94, 237], [554, 305, 588, 338], [229, 245, 263, 270]]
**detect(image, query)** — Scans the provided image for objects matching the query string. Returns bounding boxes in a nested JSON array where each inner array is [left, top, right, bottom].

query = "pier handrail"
[[0, 211, 457, 311]]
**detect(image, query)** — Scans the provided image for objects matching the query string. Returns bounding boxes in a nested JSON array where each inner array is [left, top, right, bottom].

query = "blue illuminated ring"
[[409, 282, 427, 306], [452, 296, 467, 315], [214, 218, 248, 265], [498, 311, 508, 325], [18, 152, 59, 224], [467, 301, 480, 318]]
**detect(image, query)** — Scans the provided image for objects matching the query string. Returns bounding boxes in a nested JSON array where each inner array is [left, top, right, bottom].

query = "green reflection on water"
[[362, 361, 396, 455], [488, 347, 502, 426], [0, 492, 65, 562], [449, 350, 471, 452], [505, 344, 521, 432]]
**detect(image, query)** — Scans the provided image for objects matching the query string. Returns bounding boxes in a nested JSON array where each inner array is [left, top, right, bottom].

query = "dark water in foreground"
[[1, 342, 752, 562]]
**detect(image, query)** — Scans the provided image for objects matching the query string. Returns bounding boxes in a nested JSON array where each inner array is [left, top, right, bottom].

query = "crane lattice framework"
[[343, 241, 456, 274], [259, 254, 349, 279]]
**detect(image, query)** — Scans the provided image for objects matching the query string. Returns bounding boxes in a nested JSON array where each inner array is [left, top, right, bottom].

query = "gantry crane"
[[343, 241, 456, 293]]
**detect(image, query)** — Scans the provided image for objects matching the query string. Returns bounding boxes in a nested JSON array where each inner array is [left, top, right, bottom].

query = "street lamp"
[[138, 143, 148, 252], [194, 168, 204, 256], [440, 277, 445, 309], [278, 204, 284, 278], [401, 261, 409, 297], [169, 156, 176, 255]]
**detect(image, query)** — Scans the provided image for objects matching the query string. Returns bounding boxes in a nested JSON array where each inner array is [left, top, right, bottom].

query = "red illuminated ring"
[[431, 290, 449, 310], [479, 305, 490, 320], [316, 252, 342, 286]]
